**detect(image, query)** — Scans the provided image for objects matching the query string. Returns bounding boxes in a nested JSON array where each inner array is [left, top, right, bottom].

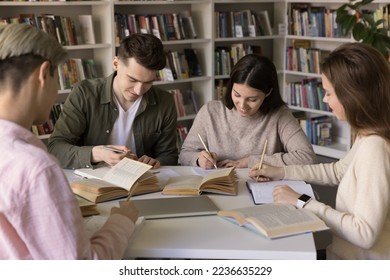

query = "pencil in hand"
[[197, 133, 217, 169], [256, 139, 268, 181]]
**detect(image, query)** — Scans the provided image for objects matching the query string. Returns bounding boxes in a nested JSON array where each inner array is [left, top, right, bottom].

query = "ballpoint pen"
[[103, 145, 125, 154], [198, 133, 217, 169]]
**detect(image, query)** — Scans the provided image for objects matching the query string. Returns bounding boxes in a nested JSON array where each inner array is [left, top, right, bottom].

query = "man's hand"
[[91, 145, 138, 166], [138, 155, 161, 169]]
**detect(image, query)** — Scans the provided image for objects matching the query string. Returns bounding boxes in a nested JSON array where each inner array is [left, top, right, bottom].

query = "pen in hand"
[[198, 133, 217, 169], [103, 145, 125, 154], [256, 139, 268, 181]]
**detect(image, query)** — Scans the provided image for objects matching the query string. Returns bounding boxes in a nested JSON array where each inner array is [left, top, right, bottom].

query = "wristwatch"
[[296, 194, 312, 209]]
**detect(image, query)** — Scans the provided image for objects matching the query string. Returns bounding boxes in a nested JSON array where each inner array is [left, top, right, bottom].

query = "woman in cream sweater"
[[250, 43, 390, 260]]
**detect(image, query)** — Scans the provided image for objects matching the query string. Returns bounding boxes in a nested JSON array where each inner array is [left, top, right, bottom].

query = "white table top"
[[64, 166, 317, 260]]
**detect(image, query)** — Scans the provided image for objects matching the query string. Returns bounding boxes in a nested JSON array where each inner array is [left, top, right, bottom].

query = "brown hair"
[[321, 42, 390, 141], [224, 54, 285, 115], [117, 33, 166, 70]]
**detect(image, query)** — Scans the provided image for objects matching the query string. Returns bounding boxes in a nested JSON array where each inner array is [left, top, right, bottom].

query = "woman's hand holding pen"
[[249, 164, 285, 181], [197, 150, 218, 169]]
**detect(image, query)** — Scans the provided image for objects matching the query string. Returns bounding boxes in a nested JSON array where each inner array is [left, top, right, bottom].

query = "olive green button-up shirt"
[[48, 72, 178, 169]]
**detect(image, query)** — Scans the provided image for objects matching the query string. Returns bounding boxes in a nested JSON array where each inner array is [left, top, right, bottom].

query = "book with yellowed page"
[[71, 158, 160, 203], [218, 204, 328, 239], [76, 196, 99, 217], [162, 167, 237, 195]]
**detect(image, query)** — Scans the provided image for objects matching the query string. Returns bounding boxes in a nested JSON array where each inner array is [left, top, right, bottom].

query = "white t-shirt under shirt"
[[108, 96, 142, 154]]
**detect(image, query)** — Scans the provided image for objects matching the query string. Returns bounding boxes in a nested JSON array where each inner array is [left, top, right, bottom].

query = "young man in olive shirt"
[[48, 34, 178, 169]]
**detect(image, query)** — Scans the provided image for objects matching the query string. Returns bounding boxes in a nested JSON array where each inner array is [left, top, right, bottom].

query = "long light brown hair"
[[321, 42, 390, 142]]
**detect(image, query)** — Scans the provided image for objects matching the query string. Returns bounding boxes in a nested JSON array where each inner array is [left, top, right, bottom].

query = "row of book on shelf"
[[215, 44, 262, 76], [288, 4, 343, 38], [31, 103, 63, 137], [285, 78, 330, 112], [156, 48, 202, 82], [0, 13, 95, 46], [215, 79, 228, 101], [293, 112, 333, 147], [215, 9, 273, 38], [168, 89, 198, 119], [114, 10, 196, 44], [286, 40, 330, 74], [288, 3, 390, 38], [58, 58, 99, 90]]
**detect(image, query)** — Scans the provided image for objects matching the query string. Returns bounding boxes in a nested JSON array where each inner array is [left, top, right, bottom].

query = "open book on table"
[[162, 167, 237, 195], [246, 180, 315, 204], [218, 204, 328, 239], [71, 158, 160, 203]]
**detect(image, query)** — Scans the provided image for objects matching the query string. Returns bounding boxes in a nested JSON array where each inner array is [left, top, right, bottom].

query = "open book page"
[[101, 158, 152, 191], [218, 204, 328, 239], [163, 175, 203, 195], [247, 180, 315, 204], [74, 163, 111, 179], [191, 166, 221, 176], [72, 178, 122, 194], [162, 167, 237, 195]]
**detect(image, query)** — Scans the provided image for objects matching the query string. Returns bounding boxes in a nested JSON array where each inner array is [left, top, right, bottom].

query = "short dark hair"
[[117, 33, 166, 70], [224, 54, 285, 114]]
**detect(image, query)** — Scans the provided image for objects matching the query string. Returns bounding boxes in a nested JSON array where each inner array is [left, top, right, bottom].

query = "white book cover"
[[78, 15, 96, 44]]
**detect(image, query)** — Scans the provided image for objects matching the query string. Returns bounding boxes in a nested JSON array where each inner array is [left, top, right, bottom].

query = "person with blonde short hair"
[[0, 23, 139, 259]]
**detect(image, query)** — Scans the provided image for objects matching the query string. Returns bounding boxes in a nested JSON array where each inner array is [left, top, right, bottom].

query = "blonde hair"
[[0, 24, 67, 93], [0, 23, 67, 67]]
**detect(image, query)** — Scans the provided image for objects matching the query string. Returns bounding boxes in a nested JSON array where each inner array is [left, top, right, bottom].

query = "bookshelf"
[[4, 0, 386, 159], [277, 0, 390, 159], [0, 0, 113, 139]]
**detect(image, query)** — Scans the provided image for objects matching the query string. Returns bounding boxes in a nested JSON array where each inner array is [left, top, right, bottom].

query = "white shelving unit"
[[5, 0, 386, 159]]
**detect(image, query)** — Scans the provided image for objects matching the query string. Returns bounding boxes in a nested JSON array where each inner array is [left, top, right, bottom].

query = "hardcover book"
[[162, 167, 237, 195], [71, 158, 160, 203], [218, 204, 328, 239]]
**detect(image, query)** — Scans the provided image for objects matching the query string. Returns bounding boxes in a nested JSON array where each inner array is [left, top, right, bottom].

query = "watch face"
[[299, 194, 311, 202]]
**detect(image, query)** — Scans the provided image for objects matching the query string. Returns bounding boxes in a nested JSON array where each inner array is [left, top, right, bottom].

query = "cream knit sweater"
[[285, 135, 390, 259]]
